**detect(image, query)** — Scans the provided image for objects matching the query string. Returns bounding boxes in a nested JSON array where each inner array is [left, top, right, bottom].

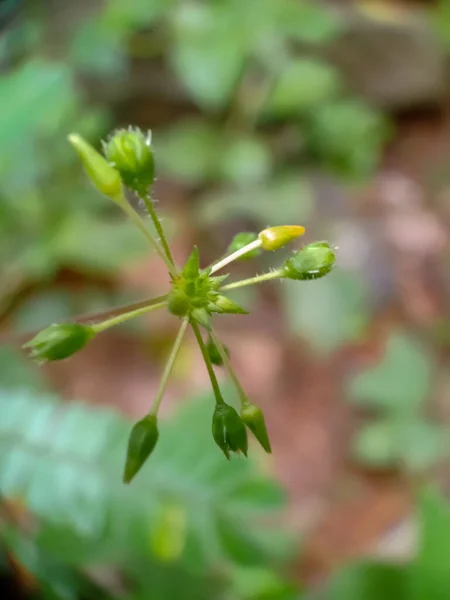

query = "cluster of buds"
[[23, 127, 336, 483]]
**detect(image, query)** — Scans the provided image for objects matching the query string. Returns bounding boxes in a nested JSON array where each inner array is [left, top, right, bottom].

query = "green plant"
[[348, 332, 446, 472], [0, 348, 297, 600], [22, 127, 336, 482]]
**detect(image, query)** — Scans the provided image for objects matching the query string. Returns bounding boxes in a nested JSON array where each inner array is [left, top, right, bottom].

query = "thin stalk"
[[210, 240, 262, 274], [221, 270, 283, 291], [92, 300, 167, 333], [191, 321, 224, 405], [119, 200, 177, 277], [149, 318, 189, 415], [140, 193, 175, 269], [210, 329, 247, 408]]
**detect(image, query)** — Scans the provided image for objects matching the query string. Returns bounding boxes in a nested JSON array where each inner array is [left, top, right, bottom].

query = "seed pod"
[[206, 336, 230, 366], [241, 402, 272, 453], [104, 127, 155, 192], [23, 323, 95, 363], [68, 133, 123, 203], [212, 403, 248, 459], [282, 242, 335, 280], [259, 225, 305, 251], [123, 414, 159, 483]]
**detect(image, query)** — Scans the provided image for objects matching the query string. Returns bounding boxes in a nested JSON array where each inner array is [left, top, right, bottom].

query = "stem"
[[92, 300, 167, 333], [119, 199, 177, 277], [210, 329, 247, 408], [210, 240, 262, 274], [191, 321, 224, 405], [149, 318, 189, 416], [221, 270, 283, 291], [141, 192, 175, 269]]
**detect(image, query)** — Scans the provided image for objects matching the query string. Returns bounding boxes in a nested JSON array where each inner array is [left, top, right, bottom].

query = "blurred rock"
[[329, 3, 447, 109]]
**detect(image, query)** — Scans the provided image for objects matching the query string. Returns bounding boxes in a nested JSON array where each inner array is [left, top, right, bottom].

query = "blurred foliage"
[[0, 346, 298, 600], [348, 332, 446, 472]]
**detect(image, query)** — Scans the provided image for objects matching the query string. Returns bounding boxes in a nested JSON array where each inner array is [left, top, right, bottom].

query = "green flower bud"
[[168, 290, 190, 317], [104, 127, 155, 193], [23, 323, 95, 363], [241, 402, 272, 454], [206, 336, 230, 366], [226, 232, 261, 260], [182, 246, 200, 280], [123, 414, 159, 483], [212, 295, 248, 315], [282, 242, 335, 280], [68, 133, 123, 203], [212, 403, 248, 459], [258, 225, 305, 251]]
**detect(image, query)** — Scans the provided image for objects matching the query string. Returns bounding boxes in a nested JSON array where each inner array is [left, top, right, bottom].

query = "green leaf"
[[328, 561, 408, 599], [265, 59, 340, 118], [219, 134, 272, 185], [156, 120, 221, 184], [281, 269, 367, 353], [171, 4, 245, 110], [276, 0, 341, 43], [307, 99, 390, 180], [349, 332, 432, 414], [409, 487, 450, 599]]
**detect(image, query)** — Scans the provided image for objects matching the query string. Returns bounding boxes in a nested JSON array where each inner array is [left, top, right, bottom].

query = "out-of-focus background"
[[0, 0, 450, 598]]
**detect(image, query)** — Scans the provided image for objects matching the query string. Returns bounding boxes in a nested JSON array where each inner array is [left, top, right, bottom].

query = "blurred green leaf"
[[328, 561, 408, 599], [307, 99, 390, 180], [230, 566, 299, 600], [219, 134, 272, 185], [281, 269, 367, 353], [171, 4, 245, 110], [276, 0, 341, 43], [352, 419, 399, 469], [265, 59, 340, 118], [349, 332, 432, 414], [0, 346, 44, 391]]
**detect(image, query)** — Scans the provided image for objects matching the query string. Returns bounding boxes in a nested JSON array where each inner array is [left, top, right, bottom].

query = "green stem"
[[141, 193, 176, 269], [210, 329, 247, 408], [119, 199, 177, 277], [191, 321, 224, 405], [92, 299, 167, 333], [149, 318, 189, 416], [221, 269, 283, 291], [210, 240, 262, 274]]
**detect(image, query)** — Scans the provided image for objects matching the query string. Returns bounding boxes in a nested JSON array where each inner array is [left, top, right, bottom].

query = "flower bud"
[[226, 232, 261, 261], [104, 127, 155, 193], [123, 414, 159, 483], [182, 246, 200, 280], [212, 403, 248, 459], [258, 225, 305, 251], [68, 133, 123, 203], [282, 242, 335, 280], [241, 403, 272, 453], [168, 290, 190, 317], [23, 323, 95, 363], [206, 336, 230, 366], [211, 295, 248, 315]]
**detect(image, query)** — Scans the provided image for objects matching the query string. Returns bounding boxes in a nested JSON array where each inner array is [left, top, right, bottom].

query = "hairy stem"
[[191, 321, 224, 405], [140, 192, 176, 269], [92, 299, 167, 333], [221, 269, 283, 291], [149, 318, 189, 415]]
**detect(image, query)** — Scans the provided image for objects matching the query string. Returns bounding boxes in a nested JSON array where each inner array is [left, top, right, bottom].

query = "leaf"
[[409, 487, 450, 600], [265, 59, 340, 118], [281, 269, 367, 353], [171, 4, 245, 110], [219, 134, 272, 185], [353, 419, 446, 471], [328, 561, 408, 599], [156, 120, 221, 185], [307, 100, 391, 180], [276, 0, 341, 43], [198, 173, 314, 227], [349, 332, 432, 414]]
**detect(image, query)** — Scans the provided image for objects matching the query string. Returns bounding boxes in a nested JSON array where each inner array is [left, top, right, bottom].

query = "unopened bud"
[[68, 133, 123, 203], [226, 232, 261, 260], [282, 242, 335, 280], [23, 323, 95, 363], [104, 128, 155, 193], [241, 402, 272, 453], [258, 225, 305, 251], [212, 403, 248, 459], [123, 414, 159, 483], [212, 295, 248, 315]]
